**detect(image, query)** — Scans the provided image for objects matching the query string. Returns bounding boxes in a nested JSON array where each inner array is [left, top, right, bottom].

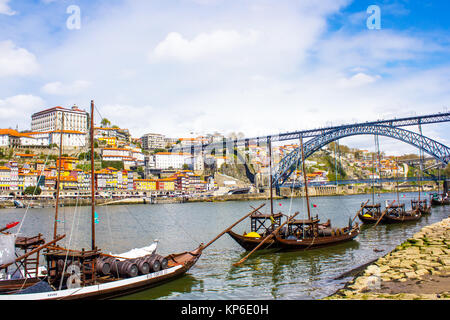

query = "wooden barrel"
[[158, 256, 168, 270], [96, 258, 111, 275], [133, 258, 150, 275], [116, 260, 138, 278], [145, 255, 161, 272]]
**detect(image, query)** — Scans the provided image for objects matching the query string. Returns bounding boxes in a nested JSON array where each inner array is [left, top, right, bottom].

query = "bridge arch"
[[273, 124, 450, 187]]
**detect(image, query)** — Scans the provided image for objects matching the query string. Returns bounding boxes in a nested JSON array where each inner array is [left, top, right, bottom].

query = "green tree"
[[101, 118, 111, 127], [101, 160, 124, 170], [24, 186, 41, 195], [444, 163, 450, 177]]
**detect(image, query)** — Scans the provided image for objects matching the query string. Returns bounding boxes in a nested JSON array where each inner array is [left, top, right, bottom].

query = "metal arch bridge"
[[170, 111, 450, 187], [195, 111, 450, 149], [272, 123, 450, 190]]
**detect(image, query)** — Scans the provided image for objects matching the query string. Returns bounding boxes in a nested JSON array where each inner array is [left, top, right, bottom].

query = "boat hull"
[[0, 246, 202, 300], [431, 198, 449, 206], [383, 212, 421, 224], [273, 227, 360, 251], [418, 206, 431, 215], [358, 213, 385, 224], [227, 230, 280, 251]]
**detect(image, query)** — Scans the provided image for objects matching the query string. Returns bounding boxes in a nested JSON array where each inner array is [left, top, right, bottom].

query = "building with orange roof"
[[0, 166, 11, 190], [50, 130, 86, 147], [0, 129, 36, 147], [153, 152, 193, 170]]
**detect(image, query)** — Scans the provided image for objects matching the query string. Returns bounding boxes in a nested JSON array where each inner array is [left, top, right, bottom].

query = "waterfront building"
[[95, 127, 130, 142], [0, 129, 34, 147], [141, 133, 166, 150], [153, 152, 192, 170], [27, 132, 50, 146], [98, 136, 117, 147], [134, 179, 157, 191], [31, 106, 88, 133], [50, 130, 86, 148], [23, 171, 39, 189], [0, 166, 11, 191], [44, 176, 56, 191], [15, 153, 37, 160], [18, 171, 24, 191], [5, 161, 18, 190], [157, 178, 176, 192], [184, 155, 205, 172]]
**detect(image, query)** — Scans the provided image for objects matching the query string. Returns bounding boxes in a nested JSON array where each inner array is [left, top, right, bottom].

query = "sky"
[[0, 0, 449, 155]]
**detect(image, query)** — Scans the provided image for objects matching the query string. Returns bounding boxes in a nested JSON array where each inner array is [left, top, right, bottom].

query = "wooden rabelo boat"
[[383, 203, 421, 224], [226, 139, 287, 251], [0, 101, 205, 300], [411, 199, 431, 215], [431, 193, 449, 206], [358, 203, 384, 224], [358, 147, 383, 225], [270, 137, 360, 252], [227, 209, 284, 251]]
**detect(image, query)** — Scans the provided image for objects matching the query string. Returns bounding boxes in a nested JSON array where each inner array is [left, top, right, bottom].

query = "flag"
[[94, 212, 99, 224], [312, 204, 317, 208]]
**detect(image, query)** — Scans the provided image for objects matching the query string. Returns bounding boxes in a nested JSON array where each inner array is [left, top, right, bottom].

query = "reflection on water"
[[1, 192, 448, 300]]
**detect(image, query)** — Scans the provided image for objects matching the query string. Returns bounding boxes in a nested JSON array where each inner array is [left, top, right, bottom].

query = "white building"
[[153, 152, 192, 170], [31, 106, 88, 133], [185, 155, 204, 172], [0, 129, 22, 147], [50, 130, 86, 148], [141, 133, 166, 150], [27, 132, 50, 146]]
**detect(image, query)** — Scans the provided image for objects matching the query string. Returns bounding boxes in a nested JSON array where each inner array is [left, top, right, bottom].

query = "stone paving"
[[327, 217, 450, 300]]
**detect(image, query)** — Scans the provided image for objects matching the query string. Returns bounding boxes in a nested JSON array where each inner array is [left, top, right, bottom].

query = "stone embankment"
[[327, 217, 450, 300]]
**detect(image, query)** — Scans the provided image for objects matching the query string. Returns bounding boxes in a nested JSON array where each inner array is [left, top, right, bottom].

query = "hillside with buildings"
[[0, 105, 446, 200]]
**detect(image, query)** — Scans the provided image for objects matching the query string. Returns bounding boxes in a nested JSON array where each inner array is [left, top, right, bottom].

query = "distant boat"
[[271, 137, 360, 251], [431, 193, 449, 206], [13, 200, 25, 208]]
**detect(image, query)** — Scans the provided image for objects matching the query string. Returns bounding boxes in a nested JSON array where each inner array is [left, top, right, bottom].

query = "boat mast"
[[53, 112, 64, 240], [417, 123, 423, 202], [300, 136, 311, 220], [395, 157, 400, 204], [90, 100, 96, 250], [268, 137, 273, 215]]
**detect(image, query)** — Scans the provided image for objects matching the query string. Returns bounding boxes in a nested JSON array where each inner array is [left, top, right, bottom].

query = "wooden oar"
[[351, 200, 370, 223], [0, 221, 20, 233], [374, 200, 396, 227], [202, 203, 266, 251], [233, 211, 300, 267]]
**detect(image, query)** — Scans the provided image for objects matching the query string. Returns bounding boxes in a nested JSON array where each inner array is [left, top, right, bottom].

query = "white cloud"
[[150, 29, 260, 62], [0, 0, 15, 16], [41, 80, 92, 95], [337, 72, 381, 88], [1, 0, 449, 157], [0, 94, 45, 129], [0, 40, 39, 77]]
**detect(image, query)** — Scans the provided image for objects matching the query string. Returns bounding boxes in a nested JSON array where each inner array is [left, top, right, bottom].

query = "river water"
[[1, 192, 448, 300]]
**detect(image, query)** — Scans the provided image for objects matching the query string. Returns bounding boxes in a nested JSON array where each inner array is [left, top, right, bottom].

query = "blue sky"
[[0, 0, 449, 154]]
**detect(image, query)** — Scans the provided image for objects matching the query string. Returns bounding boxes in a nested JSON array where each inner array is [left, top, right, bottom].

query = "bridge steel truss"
[[198, 112, 450, 151], [272, 124, 450, 189]]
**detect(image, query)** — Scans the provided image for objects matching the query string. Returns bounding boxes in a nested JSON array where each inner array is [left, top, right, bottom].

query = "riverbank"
[[326, 216, 450, 300], [0, 185, 439, 209]]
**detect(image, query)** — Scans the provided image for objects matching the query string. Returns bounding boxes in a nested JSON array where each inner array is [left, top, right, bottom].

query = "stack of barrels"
[[96, 253, 169, 278]]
